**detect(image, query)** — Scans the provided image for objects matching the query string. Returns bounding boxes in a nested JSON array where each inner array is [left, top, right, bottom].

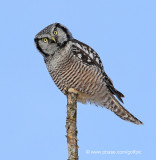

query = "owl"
[[34, 23, 143, 125]]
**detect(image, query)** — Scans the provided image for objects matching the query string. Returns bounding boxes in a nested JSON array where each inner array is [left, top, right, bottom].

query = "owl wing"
[[71, 39, 124, 103]]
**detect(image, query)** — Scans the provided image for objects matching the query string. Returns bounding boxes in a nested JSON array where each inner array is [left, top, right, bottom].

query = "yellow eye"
[[42, 38, 48, 43], [53, 30, 58, 35]]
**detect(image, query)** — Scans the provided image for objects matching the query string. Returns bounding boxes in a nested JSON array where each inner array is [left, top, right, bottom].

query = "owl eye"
[[53, 30, 58, 35], [42, 38, 48, 43]]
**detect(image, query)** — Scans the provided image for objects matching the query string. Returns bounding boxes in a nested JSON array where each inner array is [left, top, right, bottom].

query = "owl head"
[[34, 23, 73, 57]]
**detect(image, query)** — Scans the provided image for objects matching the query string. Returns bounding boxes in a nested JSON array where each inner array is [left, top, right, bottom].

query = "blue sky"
[[0, 0, 156, 159]]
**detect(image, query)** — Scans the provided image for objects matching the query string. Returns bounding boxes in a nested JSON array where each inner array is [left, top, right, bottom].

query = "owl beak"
[[51, 37, 56, 43]]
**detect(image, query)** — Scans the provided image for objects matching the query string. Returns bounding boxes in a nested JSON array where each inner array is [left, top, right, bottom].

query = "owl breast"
[[45, 41, 107, 103]]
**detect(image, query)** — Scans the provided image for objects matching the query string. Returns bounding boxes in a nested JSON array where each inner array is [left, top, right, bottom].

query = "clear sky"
[[0, 0, 156, 159]]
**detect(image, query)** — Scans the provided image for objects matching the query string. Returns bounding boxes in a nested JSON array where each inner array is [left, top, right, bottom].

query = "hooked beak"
[[51, 37, 56, 43]]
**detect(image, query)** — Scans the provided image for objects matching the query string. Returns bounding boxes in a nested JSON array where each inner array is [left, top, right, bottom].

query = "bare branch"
[[66, 92, 79, 160]]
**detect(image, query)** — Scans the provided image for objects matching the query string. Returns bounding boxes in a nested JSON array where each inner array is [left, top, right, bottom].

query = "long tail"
[[101, 93, 143, 125]]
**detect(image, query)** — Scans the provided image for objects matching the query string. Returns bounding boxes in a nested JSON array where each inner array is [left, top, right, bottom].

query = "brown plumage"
[[34, 23, 143, 125]]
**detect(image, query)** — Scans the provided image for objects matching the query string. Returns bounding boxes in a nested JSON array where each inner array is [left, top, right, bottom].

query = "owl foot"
[[68, 88, 79, 94]]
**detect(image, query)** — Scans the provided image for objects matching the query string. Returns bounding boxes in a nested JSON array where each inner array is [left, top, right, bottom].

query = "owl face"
[[34, 23, 73, 57]]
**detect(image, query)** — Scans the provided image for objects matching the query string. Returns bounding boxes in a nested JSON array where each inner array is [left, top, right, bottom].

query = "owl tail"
[[101, 93, 143, 125]]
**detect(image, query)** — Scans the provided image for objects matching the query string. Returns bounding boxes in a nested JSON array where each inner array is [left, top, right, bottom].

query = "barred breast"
[[45, 42, 143, 125]]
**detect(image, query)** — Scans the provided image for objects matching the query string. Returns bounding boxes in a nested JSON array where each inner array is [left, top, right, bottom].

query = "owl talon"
[[68, 88, 79, 95], [63, 87, 78, 95]]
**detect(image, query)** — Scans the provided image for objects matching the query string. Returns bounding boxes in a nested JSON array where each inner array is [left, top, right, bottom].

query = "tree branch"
[[66, 92, 79, 160]]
